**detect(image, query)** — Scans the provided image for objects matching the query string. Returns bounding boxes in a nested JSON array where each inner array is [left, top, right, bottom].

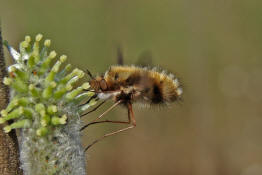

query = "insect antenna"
[[85, 68, 95, 79]]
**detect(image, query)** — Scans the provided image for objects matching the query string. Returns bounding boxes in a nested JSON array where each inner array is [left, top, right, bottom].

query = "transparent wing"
[[117, 46, 124, 65], [135, 50, 153, 67]]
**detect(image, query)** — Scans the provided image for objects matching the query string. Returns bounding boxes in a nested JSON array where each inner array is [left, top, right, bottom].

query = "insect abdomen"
[[151, 84, 163, 103]]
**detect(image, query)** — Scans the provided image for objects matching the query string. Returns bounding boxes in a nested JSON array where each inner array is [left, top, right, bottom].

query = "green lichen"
[[1, 34, 97, 175]]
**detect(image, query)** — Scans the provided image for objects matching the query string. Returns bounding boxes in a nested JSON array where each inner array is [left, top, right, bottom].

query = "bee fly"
[[81, 49, 183, 151]]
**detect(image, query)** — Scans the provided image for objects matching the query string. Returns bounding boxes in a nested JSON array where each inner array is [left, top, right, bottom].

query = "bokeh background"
[[1, 0, 262, 174]]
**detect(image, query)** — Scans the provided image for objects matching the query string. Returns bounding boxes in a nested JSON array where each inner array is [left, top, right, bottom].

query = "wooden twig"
[[0, 26, 23, 175]]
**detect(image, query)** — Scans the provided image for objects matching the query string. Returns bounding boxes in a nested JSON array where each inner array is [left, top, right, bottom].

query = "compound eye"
[[100, 79, 107, 90]]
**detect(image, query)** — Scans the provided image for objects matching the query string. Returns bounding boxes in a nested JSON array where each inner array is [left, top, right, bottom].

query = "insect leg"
[[80, 90, 122, 117], [81, 119, 129, 131], [80, 100, 106, 118], [84, 102, 136, 151], [89, 100, 123, 122], [127, 102, 136, 126]]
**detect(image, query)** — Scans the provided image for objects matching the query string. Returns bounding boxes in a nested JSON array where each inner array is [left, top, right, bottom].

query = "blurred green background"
[[1, 0, 262, 174]]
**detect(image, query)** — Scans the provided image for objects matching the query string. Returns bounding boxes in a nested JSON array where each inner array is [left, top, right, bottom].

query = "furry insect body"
[[84, 65, 183, 151], [90, 65, 183, 105]]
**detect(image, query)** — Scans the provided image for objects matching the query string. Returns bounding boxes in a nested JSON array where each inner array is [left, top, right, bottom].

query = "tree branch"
[[0, 25, 23, 175]]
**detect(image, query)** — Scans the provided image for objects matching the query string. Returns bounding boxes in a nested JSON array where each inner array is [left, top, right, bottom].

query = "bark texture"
[[0, 27, 23, 175]]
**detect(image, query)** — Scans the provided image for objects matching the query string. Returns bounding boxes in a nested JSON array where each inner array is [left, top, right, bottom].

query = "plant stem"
[[0, 25, 23, 175]]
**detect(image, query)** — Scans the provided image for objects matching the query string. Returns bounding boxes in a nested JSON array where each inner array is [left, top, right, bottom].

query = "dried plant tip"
[[0, 110, 8, 117], [44, 39, 51, 47], [25, 35, 31, 43], [36, 127, 48, 136], [36, 34, 43, 42], [3, 126, 11, 133], [59, 55, 67, 62], [21, 41, 29, 48], [29, 84, 40, 97], [47, 105, 57, 114], [41, 114, 50, 126], [51, 115, 67, 125], [49, 51, 57, 59], [3, 77, 12, 85], [82, 82, 90, 90], [4, 119, 31, 133], [2, 107, 24, 122]]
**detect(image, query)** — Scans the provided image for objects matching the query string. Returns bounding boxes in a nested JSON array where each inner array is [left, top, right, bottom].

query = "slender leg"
[[80, 100, 106, 118], [85, 125, 135, 151], [91, 100, 122, 123], [84, 102, 136, 152], [81, 119, 130, 131], [127, 102, 136, 126]]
